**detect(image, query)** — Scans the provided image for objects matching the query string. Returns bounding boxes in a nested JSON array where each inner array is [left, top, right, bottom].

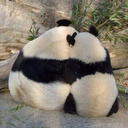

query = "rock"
[[0, 92, 128, 128], [0, 53, 18, 89], [114, 68, 128, 88], [102, 41, 128, 69], [0, 53, 18, 79], [0, 0, 77, 59], [0, 52, 10, 61], [0, 0, 74, 34], [114, 68, 128, 75]]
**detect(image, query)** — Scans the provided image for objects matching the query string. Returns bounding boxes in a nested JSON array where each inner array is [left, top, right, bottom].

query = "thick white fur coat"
[[9, 26, 78, 110], [69, 32, 118, 117]]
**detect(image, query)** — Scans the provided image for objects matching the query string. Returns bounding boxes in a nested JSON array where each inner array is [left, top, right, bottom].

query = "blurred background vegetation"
[[71, 0, 128, 44]]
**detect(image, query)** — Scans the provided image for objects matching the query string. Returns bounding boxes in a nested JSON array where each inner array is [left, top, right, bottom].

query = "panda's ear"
[[57, 19, 72, 27], [89, 26, 98, 37], [72, 32, 77, 38], [66, 32, 77, 46]]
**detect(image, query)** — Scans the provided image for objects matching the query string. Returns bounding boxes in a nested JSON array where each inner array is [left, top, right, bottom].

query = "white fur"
[[69, 32, 118, 117], [71, 73, 118, 117], [69, 32, 106, 63], [23, 26, 78, 60], [9, 71, 70, 110], [9, 26, 78, 110]]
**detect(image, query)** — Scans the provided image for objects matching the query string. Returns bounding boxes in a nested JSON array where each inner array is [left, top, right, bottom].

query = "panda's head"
[[67, 26, 106, 63], [23, 19, 78, 60]]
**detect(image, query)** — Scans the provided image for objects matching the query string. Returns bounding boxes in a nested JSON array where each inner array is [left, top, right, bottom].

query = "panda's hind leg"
[[107, 97, 119, 117], [64, 93, 77, 114]]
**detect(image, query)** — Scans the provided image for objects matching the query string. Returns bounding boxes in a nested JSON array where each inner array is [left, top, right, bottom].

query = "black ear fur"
[[89, 26, 98, 37], [66, 32, 77, 46], [72, 32, 77, 38], [67, 35, 75, 46], [57, 19, 72, 27]]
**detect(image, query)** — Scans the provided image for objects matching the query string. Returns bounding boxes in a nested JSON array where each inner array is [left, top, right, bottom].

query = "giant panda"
[[9, 19, 78, 111], [64, 26, 119, 117]]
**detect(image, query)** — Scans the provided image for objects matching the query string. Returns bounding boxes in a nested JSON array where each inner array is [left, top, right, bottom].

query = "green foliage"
[[117, 84, 128, 95], [71, 0, 93, 31], [27, 19, 40, 41], [12, 115, 20, 121], [6, 122, 18, 128], [7, 104, 24, 113], [71, 0, 128, 44], [27, 8, 45, 41], [118, 95, 127, 108], [71, 0, 128, 97], [0, 104, 24, 127], [6, 104, 24, 127]]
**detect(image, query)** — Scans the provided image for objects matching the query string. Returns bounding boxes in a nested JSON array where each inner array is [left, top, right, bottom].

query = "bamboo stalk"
[[117, 84, 128, 95]]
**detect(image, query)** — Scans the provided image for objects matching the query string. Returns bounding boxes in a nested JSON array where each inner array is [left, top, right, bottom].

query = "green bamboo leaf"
[[109, 14, 117, 20], [12, 115, 20, 121], [41, 8, 45, 15], [36, 27, 40, 35], [109, 17, 118, 21], [109, 18, 121, 25], [81, 17, 86, 24], [117, 84, 128, 95], [118, 96, 127, 108], [7, 108, 16, 113], [32, 19, 36, 25], [15, 104, 24, 111], [7, 104, 25, 113], [106, 26, 110, 33], [27, 36, 35, 41], [73, 3, 79, 12], [7, 122, 17, 128], [124, 15, 128, 20], [117, 10, 123, 13]]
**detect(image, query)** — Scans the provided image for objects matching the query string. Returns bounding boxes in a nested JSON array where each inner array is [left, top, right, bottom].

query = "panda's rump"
[[9, 71, 70, 110], [71, 72, 118, 117]]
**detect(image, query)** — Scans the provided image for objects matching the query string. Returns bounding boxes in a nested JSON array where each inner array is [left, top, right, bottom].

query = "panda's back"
[[71, 72, 118, 117], [9, 51, 70, 110]]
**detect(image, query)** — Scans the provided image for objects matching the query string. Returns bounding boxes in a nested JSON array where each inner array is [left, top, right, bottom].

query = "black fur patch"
[[63, 48, 113, 84], [57, 19, 72, 27], [107, 98, 119, 117], [12, 52, 67, 83], [66, 32, 77, 46], [89, 26, 98, 37], [12, 48, 112, 85], [72, 32, 77, 38], [64, 93, 77, 114], [67, 35, 75, 46], [12, 51, 24, 71]]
